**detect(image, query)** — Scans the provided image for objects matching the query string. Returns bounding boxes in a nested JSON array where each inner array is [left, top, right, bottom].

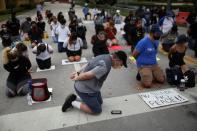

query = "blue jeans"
[[75, 88, 103, 114], [58, 42, 66, 52]]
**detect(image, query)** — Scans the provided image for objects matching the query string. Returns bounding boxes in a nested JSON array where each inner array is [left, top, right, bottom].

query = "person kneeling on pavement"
[[63, 32, 83, 62], [132, 24, 165, 88], [62, 51, 127, 114], [168, 34, 189, 73], [32, 42, 53, 70], [2, 47, 32, 97]]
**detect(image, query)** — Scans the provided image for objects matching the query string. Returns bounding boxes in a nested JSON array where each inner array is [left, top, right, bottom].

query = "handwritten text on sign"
[[139, 89, 188, 108]]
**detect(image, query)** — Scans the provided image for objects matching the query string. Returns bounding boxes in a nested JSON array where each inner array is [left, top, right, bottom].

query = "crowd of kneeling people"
[[0, 4, 196, 114]]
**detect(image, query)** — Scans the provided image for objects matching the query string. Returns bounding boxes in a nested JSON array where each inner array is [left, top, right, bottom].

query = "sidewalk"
[[0, 2, 196, 131]]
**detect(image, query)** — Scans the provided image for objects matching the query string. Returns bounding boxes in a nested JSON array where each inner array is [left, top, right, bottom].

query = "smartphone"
[[111, 110, 122, 114]]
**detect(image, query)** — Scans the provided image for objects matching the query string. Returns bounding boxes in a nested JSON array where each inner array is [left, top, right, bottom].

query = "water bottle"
[[179, 79, 185, 91], [27, 80, 32, 105]]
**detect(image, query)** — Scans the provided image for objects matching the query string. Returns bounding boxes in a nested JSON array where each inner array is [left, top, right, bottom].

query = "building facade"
[[0, 0, 44, 11]]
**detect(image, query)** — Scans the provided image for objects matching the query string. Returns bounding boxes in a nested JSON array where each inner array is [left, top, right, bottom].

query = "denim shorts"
[[75, 88, 103, 114]]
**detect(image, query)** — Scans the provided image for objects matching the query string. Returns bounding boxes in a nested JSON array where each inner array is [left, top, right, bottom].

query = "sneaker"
[[62, 94, 77, 112], [136, 72, 141, 81]]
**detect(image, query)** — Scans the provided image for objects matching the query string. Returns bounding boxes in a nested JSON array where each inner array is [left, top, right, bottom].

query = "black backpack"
[[166, 66, 184, 85], [184, 70, 196, 88]]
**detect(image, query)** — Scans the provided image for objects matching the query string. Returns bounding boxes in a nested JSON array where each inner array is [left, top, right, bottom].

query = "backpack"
[[165, 66, 183, 85], [31, 78, 50, 101], [184, 70, 196, 88]]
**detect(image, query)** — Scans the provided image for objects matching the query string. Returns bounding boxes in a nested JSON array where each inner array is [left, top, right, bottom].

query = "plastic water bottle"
[[179, 79, 185, 91], [27, 80, 32, 105]]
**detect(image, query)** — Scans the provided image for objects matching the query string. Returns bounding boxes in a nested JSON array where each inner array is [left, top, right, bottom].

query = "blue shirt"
[[135, 36, 159, 68], [82, 7, 89, 15]]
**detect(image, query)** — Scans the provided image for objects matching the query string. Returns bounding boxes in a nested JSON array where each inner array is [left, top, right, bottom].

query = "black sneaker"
[[136, 72, 141, 81], [62, 94, 77, 112]]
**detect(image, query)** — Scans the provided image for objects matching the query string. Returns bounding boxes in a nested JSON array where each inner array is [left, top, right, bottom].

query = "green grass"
[[0, 15, 9, 22]]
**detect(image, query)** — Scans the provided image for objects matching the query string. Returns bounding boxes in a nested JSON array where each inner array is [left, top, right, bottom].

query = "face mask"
[[61, 25, 65, 28], [153, 35, 160, 40]]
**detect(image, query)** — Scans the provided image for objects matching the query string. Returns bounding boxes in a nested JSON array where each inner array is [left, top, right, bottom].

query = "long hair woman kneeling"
[[63, 32, 83, 62], [2, 47, 32, 97]]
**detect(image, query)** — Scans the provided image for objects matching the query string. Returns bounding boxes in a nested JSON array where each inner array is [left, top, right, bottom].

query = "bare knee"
[[68, 56, 74, 62], [74, 56, 81, 62], [156, 76, 165, 83], [142, 81, 152, 88]]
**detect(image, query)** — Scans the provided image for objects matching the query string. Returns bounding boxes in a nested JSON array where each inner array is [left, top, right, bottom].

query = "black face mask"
[[153, 35, 160, 40]]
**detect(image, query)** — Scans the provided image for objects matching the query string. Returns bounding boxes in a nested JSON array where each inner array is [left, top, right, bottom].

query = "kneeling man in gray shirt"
[[62, 51, 127, 114]]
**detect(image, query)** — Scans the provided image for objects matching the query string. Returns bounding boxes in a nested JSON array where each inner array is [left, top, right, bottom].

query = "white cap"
[[116, 10, 120, 13]]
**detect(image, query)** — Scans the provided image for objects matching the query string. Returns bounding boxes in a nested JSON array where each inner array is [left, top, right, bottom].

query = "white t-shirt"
[[51, 22, 59, 36], [32, 43, 53, 60], [93, 8, 98, 16], [56, 25, 70, 42], [162, 17, 174, 34], [63, 38, 83, 51]]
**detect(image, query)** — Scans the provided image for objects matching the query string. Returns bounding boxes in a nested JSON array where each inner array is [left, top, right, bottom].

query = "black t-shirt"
[[189, 22, 197, 39], [76, 26, 86, 39], [4, 56, 31, 83], [6, 18, 20, 36], [28, 28, 43, 42], [37, 21, 46, 32], [0, 30, 12, 46]]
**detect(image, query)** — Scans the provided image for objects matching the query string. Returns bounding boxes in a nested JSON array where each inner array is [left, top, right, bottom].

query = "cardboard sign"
[[139, 89, 188, 108], [62, 57, 87, 65]]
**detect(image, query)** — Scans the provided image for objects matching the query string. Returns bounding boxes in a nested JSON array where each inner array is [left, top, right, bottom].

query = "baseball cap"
[[175, 34, 188, 44], [114, 51, 127, 68], [150, 24, 162, 36]]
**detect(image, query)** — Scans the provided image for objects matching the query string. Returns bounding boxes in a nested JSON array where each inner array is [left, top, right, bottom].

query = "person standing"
[[62, 51, 127, 114], [82, 3, 91, 20]]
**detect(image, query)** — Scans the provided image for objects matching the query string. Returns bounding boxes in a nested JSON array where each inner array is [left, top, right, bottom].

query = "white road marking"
[[36, 65, 56, 72], [62, 58, 87, 65]]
